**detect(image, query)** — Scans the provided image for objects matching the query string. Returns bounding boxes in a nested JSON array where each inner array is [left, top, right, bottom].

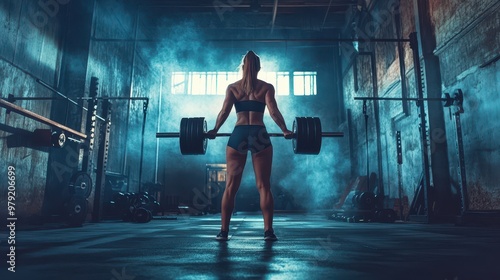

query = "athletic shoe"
[[216, 231, 228, 241], [264, 230, 278, 241]]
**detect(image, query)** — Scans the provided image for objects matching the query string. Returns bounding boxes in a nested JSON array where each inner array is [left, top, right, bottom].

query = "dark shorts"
[[227, 125, 272, 154]]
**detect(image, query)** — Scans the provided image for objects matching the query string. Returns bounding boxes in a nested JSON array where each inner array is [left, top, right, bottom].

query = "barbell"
[[156, 117, 344, 155]]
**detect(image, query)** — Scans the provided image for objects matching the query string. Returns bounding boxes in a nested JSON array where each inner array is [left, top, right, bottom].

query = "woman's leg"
[[220, 146, 247, 232], [252, 146, 274, 231]]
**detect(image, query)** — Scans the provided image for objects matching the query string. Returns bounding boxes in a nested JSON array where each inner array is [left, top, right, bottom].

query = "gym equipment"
[[132, 207, 152, 223], [157, 117, 344, 155], [356, 191, 376, 210], [0, 98, 87, 139], [375, 209, 397, 223], [32, 129, 66, 148], [65, 195, 89, 227], [69, 172, 93, 198], [354, 88, 463, 108], [92, 100, 112, 222], [112, 192, 159, 223]]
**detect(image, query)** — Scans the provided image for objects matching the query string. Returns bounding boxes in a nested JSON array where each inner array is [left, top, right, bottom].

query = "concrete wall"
[[431, 0, 500, 209], [0, 0, 161, 221], [0, 0, 64, 218], [341, 0, 500, 214]]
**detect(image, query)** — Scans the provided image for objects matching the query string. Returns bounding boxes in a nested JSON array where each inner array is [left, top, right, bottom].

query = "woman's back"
[[230, 79, 272, 126]]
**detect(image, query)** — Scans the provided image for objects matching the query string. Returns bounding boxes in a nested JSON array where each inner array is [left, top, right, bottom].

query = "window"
[[171, 71, 317, 96], [292, 71, 317, 96]]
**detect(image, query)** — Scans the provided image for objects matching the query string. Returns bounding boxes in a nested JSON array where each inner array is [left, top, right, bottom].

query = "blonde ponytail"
[[241, 51, 261, 95]]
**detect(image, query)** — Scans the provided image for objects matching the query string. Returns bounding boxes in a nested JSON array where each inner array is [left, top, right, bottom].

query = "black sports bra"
[[234, 100, 265, 113]]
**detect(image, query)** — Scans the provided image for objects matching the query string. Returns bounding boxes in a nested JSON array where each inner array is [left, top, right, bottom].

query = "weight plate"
[[293, 117, 302, 153], [306, 117, 315, 154], [202, 118, 208, 154], [180, 118, 189, 154], [51, 131, 66, 148], [133, 207, 152, 223], [33, 129, 52, 147], [66, 195, 88, 227], [294, 117, 304, 154], [313, 117, 322, 154], [70, 172, 93, 198], [193, 117, 205, 154], [188, 117, 196, 154], [292, 118, 298, 153], [358, 192, 375, 210]]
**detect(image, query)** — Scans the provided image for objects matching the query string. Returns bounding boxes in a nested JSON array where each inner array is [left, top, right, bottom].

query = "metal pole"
[[156, 132, 344, 138], [123, 6, 140, 179], [354, 97, 447, 102], [0, 98, 87, 139], [454, 111, 469, 214], [138, 100, 148, 192], [77, 97, 149, 101], [363, 100, 370, 192], [410, 32, 432, 222], [7, 94, 106, 122], [396, 131, 404, 220], [91, 38, 411, 43]]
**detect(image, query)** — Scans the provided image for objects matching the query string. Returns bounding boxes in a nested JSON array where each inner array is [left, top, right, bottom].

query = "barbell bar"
[[156, 117, 344, 155], [156, 132, 343, 137]]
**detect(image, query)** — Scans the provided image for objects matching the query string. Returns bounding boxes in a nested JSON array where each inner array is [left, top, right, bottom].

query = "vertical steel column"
[[394, 11, 409, 115], [396, 131, 404, 220], [82, 77, 99, 173], [92, 100, 112, 222], [409, 32, 431, 221], [454, 103, 469, 214], [122, 5, 140, 176], [138, 100, 148, 192]]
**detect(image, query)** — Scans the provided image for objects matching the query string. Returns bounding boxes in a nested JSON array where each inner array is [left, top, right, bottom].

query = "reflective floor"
[[1, 212, 500, 280]]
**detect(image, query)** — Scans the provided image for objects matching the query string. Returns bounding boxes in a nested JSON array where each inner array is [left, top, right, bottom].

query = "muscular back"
[[228, 79, 274, 126]]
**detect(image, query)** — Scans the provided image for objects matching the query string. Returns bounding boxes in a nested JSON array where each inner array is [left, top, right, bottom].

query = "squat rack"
[[351, 32, 448, 222]]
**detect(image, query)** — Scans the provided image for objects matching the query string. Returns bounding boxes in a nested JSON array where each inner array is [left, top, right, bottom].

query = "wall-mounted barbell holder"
[[354, 89, 464, 112]]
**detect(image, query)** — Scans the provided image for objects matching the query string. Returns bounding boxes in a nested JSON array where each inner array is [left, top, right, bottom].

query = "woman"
[[207, 51, 292, 241]]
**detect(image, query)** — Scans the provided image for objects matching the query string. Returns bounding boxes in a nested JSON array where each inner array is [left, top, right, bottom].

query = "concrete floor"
[[1, 212, 500, 280]]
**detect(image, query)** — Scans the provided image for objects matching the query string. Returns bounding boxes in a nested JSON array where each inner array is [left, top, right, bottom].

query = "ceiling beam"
[[271, 0, 279, 32]]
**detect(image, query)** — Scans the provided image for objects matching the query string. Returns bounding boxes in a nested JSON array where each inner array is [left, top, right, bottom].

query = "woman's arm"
[[265, 85, 293, 138], [207, 85, 235, 138]]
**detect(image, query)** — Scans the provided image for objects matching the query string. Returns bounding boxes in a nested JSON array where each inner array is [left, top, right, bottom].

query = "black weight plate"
[[33, 129, 52, 147], [51, 131, 66, 148], [180, 118, 189, 154], [193, 118, 205, 154], [70, 172, 93, 198], [202, 118, 208, 154], [313, 117, 322, 154], [187, 118, 196, 155], [292, 118, 298, 153], [306, 117, 315, 154], [66, 195, 88, 227], [133, 207, 152, 223], [299, 117, 311, 154], [358, 192, 376, 210], [190, 118, 199, 154], [293, 117, 302, 153], [294, 117, 306, 154]]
